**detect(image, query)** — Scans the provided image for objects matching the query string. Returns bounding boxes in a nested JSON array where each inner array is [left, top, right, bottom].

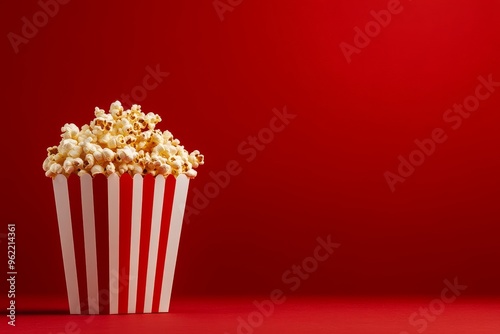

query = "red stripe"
[[135, 175, 155, 313], [93, 174, 109, 314], [151, 175, 176, 313], [118, 174, 133, 314], [67, 174, 88, 314]]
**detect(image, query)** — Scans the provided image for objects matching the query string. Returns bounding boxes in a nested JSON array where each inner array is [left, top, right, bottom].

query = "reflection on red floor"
[[5, 296, 500, 334]]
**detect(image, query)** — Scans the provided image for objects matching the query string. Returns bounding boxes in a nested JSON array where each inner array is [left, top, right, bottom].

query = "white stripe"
[[80, 174, 100, 315], [107, 173, 120, 314], [127, 174, 143, 313], [159, 174, 190, 312], [143, 176, 166, 313], [52, 175, 81, 314]]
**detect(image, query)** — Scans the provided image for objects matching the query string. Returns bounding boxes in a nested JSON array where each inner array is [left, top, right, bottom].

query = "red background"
[[1, 0, 500, 317]]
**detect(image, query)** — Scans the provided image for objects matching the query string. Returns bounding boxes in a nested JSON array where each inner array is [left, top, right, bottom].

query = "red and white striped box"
[[51, 173, 190, 314]]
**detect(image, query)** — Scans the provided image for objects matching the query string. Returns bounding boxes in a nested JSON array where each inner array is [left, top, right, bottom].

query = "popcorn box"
[[51, 172, 189, 314]]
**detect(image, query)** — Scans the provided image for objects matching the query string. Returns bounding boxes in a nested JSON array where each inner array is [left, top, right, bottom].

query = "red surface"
[[1, 0, 500, 326], [7, 297, 500, 334]]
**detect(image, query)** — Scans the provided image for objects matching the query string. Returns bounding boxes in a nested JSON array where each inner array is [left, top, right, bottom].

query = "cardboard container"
[[51, 173, 190, 314]]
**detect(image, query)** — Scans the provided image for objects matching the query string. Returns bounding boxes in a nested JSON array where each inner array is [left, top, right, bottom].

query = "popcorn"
[[102, 148, 115, 162], [61, 123, 79, 140], [117, 163, 128, 175], [49, 163, 63, 175], [84, 153, 95, 169], [63, 158, 76, 174], [68, 145, 82, 159], [105, 162, 116, 175], [73, 158, 84, 170], [43, 101, 204, 178], [185, 169, 197, 178], [90, 165, 105, 176], [117, 146, 137, 163]]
